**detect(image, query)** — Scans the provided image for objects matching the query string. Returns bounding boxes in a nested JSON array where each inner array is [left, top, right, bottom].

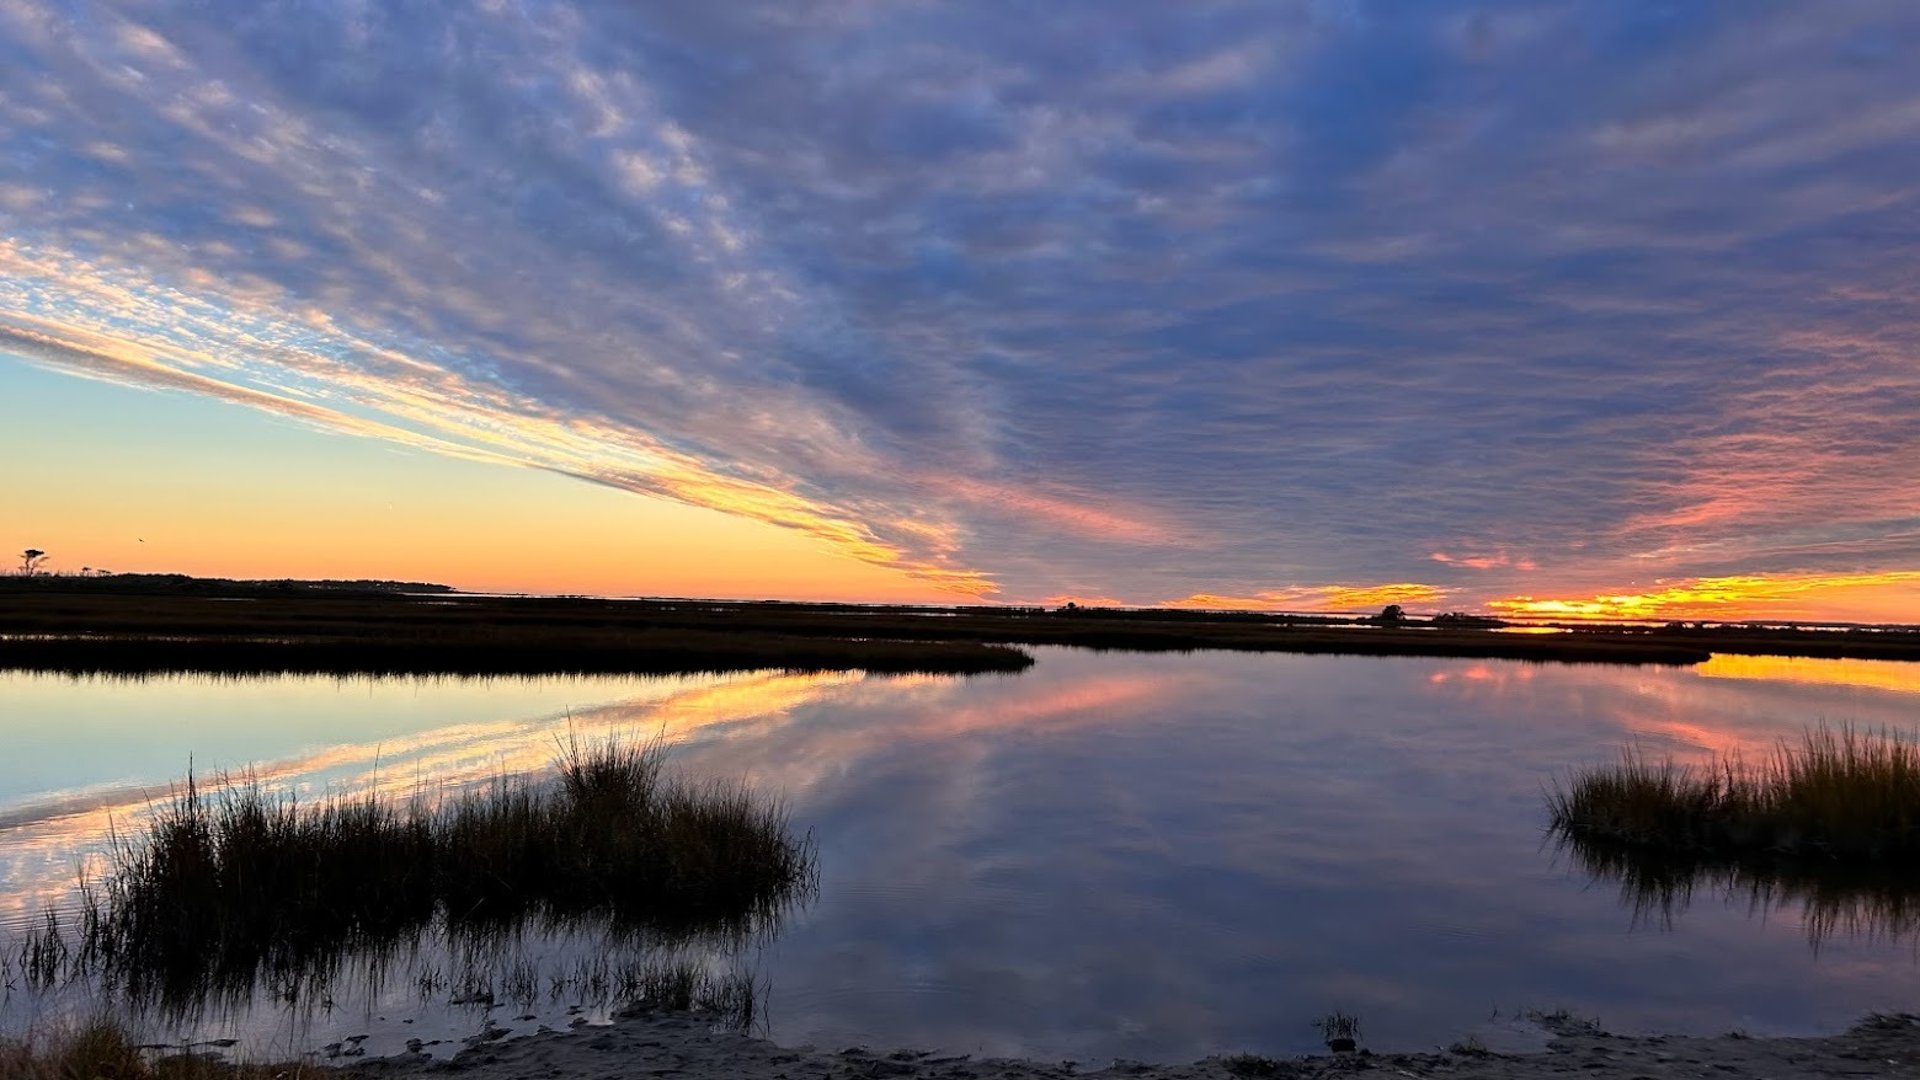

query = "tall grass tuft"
[[438, 734, 812, 937], [83, 775, 438, 1007], [1547, 724, 1920, 862], [35, 735, 813, 1015]]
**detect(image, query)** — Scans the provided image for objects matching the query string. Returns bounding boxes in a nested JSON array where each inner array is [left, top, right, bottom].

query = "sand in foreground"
[[346, 1011, 1919, 1080]]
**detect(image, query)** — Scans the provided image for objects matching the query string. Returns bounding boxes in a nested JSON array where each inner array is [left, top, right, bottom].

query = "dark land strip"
[[8, 578, 1919, 675]]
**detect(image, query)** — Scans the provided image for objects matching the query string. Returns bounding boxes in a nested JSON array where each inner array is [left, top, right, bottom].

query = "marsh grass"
[[610, 959, 761, 1027], [1547, 725, 1920, 862], [1314, 1010, 1362, 1052], [26, 736, 814, 1014], [0, 1018, 323, 1078]]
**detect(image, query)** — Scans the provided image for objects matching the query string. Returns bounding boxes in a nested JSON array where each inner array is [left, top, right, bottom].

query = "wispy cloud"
[[2, 1, 1918, 613], [1168, 583, 1450, 614]]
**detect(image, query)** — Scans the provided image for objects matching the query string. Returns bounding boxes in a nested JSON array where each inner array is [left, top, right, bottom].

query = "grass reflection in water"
[[1550, 825, 1920, 948], [1549, 724, 1920, 948], [9, 735, 816, 1028]]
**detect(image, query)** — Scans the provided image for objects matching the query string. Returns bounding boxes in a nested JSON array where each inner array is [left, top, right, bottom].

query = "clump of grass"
[[1315, 1010, 1362, 1050], [0, 1019, 322, 1078], [38, 735, 813, 1014], [611, 960, 760, 1027], [1547, 724, 1920, 862], [1524, 1008, 1602, 1036], [438, 733, 813, 937], [1447, 1034, 1491, 1057], [82, 775, 439, 1006]]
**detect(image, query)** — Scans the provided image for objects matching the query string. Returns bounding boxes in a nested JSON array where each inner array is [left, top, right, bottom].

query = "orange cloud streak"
[[1430, 550, 1537, 571], [1165, 582, 1450, 613], [927, 473, 1186, 545]]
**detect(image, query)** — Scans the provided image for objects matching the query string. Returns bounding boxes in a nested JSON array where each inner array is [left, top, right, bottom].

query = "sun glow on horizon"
[[1486, 571, 1920, 625]]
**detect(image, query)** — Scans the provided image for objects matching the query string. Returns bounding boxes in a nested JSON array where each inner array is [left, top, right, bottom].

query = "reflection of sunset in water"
[[0, 670, 864, 929], [1604, 707, 1779, 760], [925, 674, 1174, 738], [1601, 655, 1920, 760], [1428, 663, 1537, 686], [1695, 654, 1920, 697]]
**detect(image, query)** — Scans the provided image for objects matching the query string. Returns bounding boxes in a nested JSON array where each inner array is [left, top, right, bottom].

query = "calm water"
[[3, 649, 1919, 1062]]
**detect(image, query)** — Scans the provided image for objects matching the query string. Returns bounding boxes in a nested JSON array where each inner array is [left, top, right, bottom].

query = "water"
[[3, 649, 1919, 1063]]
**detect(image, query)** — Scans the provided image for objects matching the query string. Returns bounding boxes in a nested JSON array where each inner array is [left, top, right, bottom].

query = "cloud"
[[1430, 551, 1537, 572], [1, 1, 1918, 614], [1167, 582, 1450, 613]]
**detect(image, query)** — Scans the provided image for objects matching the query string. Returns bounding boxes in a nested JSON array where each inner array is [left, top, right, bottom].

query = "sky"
[[1, 1, 1918, 621]]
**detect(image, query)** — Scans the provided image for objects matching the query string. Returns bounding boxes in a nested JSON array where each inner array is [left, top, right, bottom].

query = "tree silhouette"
[[19, 548, 46, 575], [1377, 604, 1405, 624]]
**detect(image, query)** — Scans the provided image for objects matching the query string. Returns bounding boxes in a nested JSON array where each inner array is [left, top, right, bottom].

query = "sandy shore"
[[345, 1011, 1920, 1080]]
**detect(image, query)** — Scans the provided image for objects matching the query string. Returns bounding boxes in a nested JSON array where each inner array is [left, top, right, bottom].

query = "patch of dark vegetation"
[[0, 1018, 321, 1079], [610, 961, 761, 1024], [1524, 1009, 1604, 1037], [1446, 1035, 1492, 1057], [1315, 1011, 1363, 1053], [1548, 725, 1920, 862], [22, 737, 813, 1015]]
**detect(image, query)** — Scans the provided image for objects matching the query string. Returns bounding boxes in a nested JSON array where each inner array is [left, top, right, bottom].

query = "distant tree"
[[1378, 604, 1405, 624], [1432, 610, 1501, 629], [19, 548, 46, 575]]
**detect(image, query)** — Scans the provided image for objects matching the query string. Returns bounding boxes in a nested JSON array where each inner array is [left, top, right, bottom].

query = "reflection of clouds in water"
[[670, 650, 1920, 1060], [704, 669, 1187, 798], [0, 670, 864, 929]]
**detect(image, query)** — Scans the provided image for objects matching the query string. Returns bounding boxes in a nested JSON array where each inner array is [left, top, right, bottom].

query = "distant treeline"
[[0, 572, 454, 597]]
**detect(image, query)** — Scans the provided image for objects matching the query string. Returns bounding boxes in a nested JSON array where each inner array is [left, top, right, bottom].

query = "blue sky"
[[3, 1, 1918, 617]]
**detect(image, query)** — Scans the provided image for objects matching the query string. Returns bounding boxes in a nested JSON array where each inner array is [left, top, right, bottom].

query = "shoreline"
[[342, 1010, 1920, 1080]]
